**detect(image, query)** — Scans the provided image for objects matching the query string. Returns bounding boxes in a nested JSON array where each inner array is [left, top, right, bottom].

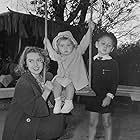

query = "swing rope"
[[89, 0, 93, 88], [43, 0, 48, 83]]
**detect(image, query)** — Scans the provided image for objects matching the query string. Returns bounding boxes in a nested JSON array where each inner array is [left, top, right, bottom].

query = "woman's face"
[[95, 36, 114, 56], [26, 52, 44, 77]]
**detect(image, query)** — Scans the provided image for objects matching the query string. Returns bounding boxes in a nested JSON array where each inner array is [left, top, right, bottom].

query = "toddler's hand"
[[43, 38, 46, 45], [43, 38, 49, 45], [102, 96, 111, 107], [43, 38, 45, 45], [88, 20, 95, 31]]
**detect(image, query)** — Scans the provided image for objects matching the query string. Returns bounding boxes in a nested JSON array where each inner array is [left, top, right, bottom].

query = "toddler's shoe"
[[61, 99, 74, 114], [53, 97, 62, 114]]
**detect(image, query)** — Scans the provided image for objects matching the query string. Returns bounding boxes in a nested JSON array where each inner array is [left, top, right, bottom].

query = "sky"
[[0, 0, 11, 13], [0, 0, 31, 14]]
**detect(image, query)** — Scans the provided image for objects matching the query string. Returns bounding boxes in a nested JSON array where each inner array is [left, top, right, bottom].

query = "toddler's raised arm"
[[44, 38, 58, 61], [78, 21, 95, 54]]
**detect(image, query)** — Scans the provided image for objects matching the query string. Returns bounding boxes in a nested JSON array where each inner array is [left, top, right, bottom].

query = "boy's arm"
[[107, 61, 119, 99], [78, 22, 95, 54], [44, 38, 58, 61]]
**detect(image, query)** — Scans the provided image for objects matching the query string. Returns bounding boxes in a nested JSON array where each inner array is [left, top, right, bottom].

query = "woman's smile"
[[26, 52, 44, 77]]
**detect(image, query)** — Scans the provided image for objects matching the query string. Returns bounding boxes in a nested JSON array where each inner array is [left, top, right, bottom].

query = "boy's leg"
[[88, 112, 99, 140], [53, 80, 62, 114], [61, 83, 74, 113], [102, 113, 112, 140]]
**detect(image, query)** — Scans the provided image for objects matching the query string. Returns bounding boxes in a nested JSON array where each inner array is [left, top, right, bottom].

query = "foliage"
[[114, 39, 140, 86], [27, 0, 140, 44], [116, 39, 140, 58]]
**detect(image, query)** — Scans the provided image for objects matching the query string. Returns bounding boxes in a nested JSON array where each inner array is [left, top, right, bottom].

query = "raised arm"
[[78, 21, 95, 54], [15, 78, 49, 117], [44, 38, 59, 61]]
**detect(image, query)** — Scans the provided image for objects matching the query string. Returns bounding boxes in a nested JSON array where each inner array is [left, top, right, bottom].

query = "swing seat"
[[75, 86, 95, 96]]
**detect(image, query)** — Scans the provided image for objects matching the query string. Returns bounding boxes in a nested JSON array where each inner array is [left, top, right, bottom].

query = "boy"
[[86, 31, 119, 140]]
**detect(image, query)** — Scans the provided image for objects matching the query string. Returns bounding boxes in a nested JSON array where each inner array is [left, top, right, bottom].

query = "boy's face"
[[57, 39, 74, 56], [95, 36, 114, 56]]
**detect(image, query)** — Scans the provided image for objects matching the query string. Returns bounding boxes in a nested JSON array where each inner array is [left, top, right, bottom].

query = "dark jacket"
[[92, 59, 119, 99], [2, 72, 64, 140]]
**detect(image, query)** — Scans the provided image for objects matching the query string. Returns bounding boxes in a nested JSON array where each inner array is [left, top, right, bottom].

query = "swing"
[[75, 1, 95, 97], [75, 86, 95, 96], [44, 0, 95, 97], [74, 38, 95, 96]]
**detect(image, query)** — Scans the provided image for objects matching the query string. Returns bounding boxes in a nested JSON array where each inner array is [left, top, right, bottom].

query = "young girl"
[[86, 31, 119, 140], [44, 22, 95, 114]]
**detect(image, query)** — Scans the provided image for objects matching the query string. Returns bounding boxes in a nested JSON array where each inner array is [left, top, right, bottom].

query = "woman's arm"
[[15, 78, 49, 117], [42, 81, 53, 100]]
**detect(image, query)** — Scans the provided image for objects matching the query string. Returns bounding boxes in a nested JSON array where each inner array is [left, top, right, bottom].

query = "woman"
[[2, 46, 65, 140]]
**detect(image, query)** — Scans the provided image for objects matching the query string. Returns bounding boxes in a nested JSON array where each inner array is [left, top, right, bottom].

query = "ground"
[[59, 96, 140, 140], [0, 97, 140, 140]]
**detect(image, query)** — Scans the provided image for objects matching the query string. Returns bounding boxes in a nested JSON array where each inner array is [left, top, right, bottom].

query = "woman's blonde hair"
[[18, 46, 50, 75]]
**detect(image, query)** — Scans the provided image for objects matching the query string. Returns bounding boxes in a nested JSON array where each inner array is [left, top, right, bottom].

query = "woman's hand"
[[102, 96, 111, 107], [42, 81, 53, 100], [44, 81, 53, 91]]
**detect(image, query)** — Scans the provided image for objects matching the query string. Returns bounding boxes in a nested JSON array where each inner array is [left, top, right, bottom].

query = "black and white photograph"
[[0, 0, 140, 140]]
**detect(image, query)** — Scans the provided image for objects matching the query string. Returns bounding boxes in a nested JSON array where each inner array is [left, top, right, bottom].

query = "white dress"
[[47, 29, 91, 90]]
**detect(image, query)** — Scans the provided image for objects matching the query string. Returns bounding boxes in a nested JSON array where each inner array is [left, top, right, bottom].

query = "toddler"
[[44, 22, 95, 114]]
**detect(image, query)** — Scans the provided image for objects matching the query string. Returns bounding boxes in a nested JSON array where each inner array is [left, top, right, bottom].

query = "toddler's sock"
[[61, 99, 74, 114]]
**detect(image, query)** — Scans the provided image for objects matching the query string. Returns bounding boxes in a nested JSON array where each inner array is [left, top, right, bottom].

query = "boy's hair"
[[95, 31, 117, 48], [18, 46, 50, 74]]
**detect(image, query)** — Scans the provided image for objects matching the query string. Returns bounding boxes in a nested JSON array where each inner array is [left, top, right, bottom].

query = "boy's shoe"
[[61, 100, 74, 114], [53, 97, 62, 114]]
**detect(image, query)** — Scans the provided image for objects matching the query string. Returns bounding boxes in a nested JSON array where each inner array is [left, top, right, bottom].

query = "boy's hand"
[[102, 96, 111, 107]]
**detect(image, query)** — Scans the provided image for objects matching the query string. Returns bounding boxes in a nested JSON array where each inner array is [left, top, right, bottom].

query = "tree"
[[29, 0, 91, 25], [18, 0, 140, 44]]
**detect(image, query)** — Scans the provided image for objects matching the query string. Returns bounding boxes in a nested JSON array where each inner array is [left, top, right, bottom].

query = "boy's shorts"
[[84, 96, 113, 114]]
